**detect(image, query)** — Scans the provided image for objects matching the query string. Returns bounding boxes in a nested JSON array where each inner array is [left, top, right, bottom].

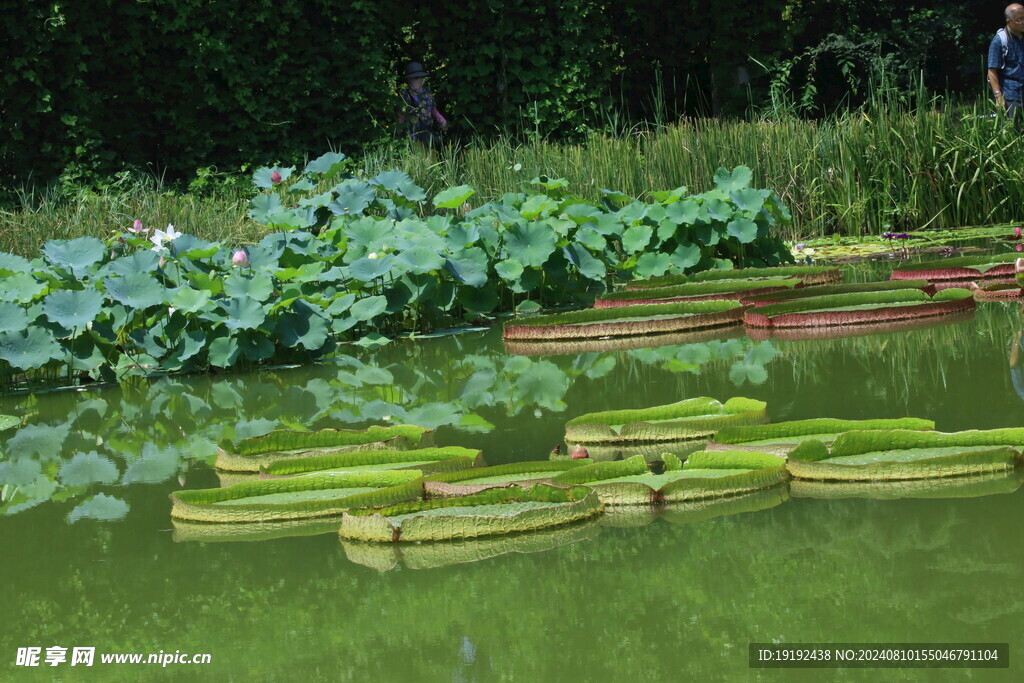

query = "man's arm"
[[988, 68, 1005, 107]]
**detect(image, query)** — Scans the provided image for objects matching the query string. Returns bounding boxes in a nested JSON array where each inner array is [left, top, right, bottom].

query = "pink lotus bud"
[[271, 170, 282, 184], [1015, 227, 1022, 237], [232, 250, 249, 267], [132, 219, 144, 232], [1017, 243, 1022, 252], [158, 256, 167, 268], [570, 444, 589, 460]]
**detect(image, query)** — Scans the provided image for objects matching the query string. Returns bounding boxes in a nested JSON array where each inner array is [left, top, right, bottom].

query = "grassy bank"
[[4, 96, 1024, 256]]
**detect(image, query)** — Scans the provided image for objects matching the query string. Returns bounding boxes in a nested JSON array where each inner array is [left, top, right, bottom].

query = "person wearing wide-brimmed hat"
[[397, 61, 447, 148]]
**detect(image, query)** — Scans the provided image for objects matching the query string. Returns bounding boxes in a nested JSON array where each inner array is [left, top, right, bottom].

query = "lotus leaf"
[[249, 193, 284, 223], [67, 494, 130, 523], [338, 484, 602, 542], [223, 272, 274, 301], [0, 273, 46, 303], [276, 301, 330, 350], [304, 152, 346, 176], [104, 273, 166, 309], [219, 297, 267, 331], [563, 243, 606, 281], [42, 236, 105, 277], [0, 302, 29, 334], [58, 451, 120, 486], [433, 185, 475, 209], [0, 252, 32, 274], [0, 415, 20, 431], [0, 328, 63, 370], [170, 287, 212, 313]]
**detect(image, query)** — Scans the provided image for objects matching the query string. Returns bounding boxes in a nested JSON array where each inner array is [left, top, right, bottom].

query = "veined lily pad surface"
[[707, 418, 935, 457], [340, 518, 602, 571], [549, 452, 788, 505], [215, 425, 431, 472], [743, 288, 975, 329], [337, 485, 603, 543], [967, 281, 1021, 301], [891, 252, 1019, 281], [170, 471, 424, 523], [423, 461, 587, 497], [741, 279, 934, 307], [564, 396, 767, 444], [627, 265, 842, 290], [502, 301, 743, 341], [787, 429, 1024, 481], [260, 447, 483, 477], [594, 277, 799, 308]]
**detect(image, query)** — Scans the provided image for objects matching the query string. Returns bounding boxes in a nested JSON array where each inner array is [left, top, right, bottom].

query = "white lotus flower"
[[150, 223, 184, 251], [367, 252, 379, 260]]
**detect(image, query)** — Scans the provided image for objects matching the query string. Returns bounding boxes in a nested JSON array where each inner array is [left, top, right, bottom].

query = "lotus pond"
[[2, 255, 1023, 681]]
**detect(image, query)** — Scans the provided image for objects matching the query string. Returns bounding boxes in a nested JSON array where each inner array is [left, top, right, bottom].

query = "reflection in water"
[[789, 469, 1024, 500], [0, 331, 781, 517]]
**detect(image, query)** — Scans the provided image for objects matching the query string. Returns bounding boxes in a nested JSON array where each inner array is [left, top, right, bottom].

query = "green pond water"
[[2, 258, 1023, 681]]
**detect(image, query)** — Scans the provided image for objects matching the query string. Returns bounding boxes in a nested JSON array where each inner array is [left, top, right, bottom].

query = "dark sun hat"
[[403, 62, 429, 79]]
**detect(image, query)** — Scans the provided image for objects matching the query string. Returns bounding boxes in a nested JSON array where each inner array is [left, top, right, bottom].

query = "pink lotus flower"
[[128, 218, 148, 234], [1016, 243, 1022, 252], [232, 250, 249, 267], [1015, 227, 1022, 237], [271, 170, 282, 184]]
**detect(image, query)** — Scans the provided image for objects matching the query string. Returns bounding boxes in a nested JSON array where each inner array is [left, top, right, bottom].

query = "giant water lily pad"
[[787, 429, 1024, 481], [550, 452, 787, 505], [215, 425, 432, 472], [173, 517, 343, 544], [790, 468, 1024, 501], [595, 277, 800, 308], [628, 265, 841, 291], [892, 253, 1019, 281], [503, 300, 743, 342], [505, 325, 743, 358], [565, 396, 766, 444], [337, 484, 602, 543], [423, 461, 588, 497], [341, 517, 601, 571], [742, 279, 935, 307], [262, 447, 483, 477], [170, 471, 423, 523], [744, 288, 975, 329], [707, 417, 935, 457]]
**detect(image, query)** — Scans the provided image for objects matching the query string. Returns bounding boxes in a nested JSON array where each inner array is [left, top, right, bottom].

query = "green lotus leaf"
[[574, 226, 606, 252], [219, 297, 267, 331], [0, 328, 63, 370], [65, 335, 106, 373], [515, 300, 542, 313], [0, 302, 29, 333], [459, 284, 498, 315], [42, 289, 103, 329], [330, 180, 375, 215], [601, 188, 633, 208], [0, 272, 46, 303], [495, 259, 525, 281], [504, 222, 558, 268], [304, 152, 346, 176], [349, 255, 394, 281], [665, 198, 700, 226], [726, 217, 759, 244], [253, 165, 295, 189], [59, 451, 120, 486], [0, 415, 20, 431], [0, 457, 39, 486], [433, 184, 475, 209], [208, 335, 241, 367], [105, 251, 161, 277], [520, 194, 558, 220], [713, 165, 753, 192], [42, 236, 105, 277], [350, 295, 388, 322], [326, 293, 356, 316], [170, 287, 211, 313], [621, 225, 653, 253], [563, 204, 602, 225], [67, 494, 130, 523], [104, 273, 166, 309], [396, 246, 445, 274], [368, 169, 414, 192], [249, 193, 284, 223], [669, 242, 702, 270], [730, 187, 767, 213], [276, 301, 330, 349], [634, 252, 673, 279], [445, 253, 489, 287], [223, 272, 274, 301], [514, 359, 569, 411], [563, 243, 606, 281], [0, 252, 33, 274], [287, 177, 316, 193], [728, 360, 768, 385], [531, 176, 569, 191]]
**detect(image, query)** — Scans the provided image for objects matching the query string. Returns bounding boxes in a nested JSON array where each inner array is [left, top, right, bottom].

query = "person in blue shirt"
[[988, 4, 1024, 128]]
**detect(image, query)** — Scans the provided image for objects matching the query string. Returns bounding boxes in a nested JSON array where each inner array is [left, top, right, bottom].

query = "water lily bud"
[[232, 250, 249, 267], [271, 170, 282, 184], [570, 444, 589, 460]]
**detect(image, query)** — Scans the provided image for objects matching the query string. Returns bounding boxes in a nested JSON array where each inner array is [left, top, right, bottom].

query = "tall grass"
[[5, 92, 1024, 256]]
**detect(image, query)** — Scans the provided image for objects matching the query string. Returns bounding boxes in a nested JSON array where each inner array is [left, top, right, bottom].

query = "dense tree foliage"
[[0, 1, 1004, 188]]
